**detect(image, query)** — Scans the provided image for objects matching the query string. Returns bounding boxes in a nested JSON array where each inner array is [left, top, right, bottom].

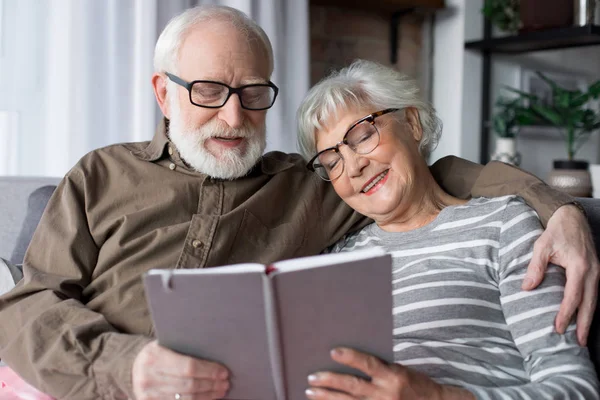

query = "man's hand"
[[132, 341, 230, 400], [305, 347, 474, 400], [524, 204, 600, 346]]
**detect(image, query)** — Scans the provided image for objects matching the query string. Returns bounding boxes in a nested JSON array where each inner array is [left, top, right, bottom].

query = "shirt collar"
[[132, 117, 296, 175], [131, 117, 170, 162]]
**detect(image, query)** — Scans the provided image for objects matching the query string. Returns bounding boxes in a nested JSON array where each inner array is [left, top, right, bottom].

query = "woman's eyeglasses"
[[307, 108, 399, 181]]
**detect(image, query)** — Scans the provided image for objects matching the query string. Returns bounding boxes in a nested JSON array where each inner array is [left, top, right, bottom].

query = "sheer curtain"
[[42, 0, 158, 177], [0, 0, 308, 177]]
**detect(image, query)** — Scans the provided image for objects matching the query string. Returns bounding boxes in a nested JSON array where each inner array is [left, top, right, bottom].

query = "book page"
[[272, 252, 394, 400], [146, 263, 264, 275], [271, 247, 386, 274], [144, 268, 277, 400]]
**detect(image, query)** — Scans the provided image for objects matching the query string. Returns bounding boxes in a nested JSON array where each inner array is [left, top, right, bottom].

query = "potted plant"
[[490, 96, 536, 165], [506, 72, 600, 196], [482, 0, 521, 34]]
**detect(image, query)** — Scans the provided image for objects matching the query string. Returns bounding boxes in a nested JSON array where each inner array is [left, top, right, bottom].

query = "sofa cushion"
[[0, 177, 60, 261], [10, 186, 57, 265], [0, 258, 21, 296]]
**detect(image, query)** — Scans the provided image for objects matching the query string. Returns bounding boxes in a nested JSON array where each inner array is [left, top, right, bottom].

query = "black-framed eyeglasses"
[[307, 108, 399, 181], [165, 72, 279, 111]]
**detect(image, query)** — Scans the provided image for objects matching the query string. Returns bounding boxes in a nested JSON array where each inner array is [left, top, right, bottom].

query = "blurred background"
[[1, 0, 599, 197]]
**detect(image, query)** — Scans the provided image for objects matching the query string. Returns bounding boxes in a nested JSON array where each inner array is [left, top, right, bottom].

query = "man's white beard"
[[167, 88, 266, 180]]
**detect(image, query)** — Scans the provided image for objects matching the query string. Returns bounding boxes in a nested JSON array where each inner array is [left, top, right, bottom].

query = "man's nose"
[[217, 94, 245, 129]]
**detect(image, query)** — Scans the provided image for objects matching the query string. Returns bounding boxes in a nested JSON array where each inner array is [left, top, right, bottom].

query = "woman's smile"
[[361, 169, 390, 196]]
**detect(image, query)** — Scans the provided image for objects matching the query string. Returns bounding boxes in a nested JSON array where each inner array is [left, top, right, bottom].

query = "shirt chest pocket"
[[227, 209, 307, 265]]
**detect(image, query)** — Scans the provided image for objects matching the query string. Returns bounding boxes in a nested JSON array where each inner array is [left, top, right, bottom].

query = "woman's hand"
[[305, 347, 474, 400], [524, 204, 600, 345]]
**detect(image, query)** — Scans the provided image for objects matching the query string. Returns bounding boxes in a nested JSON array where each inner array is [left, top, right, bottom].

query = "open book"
[[144, 247, 393, 400]]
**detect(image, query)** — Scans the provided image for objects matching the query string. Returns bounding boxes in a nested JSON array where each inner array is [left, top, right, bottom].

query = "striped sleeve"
[[465, 197, 599, 400]]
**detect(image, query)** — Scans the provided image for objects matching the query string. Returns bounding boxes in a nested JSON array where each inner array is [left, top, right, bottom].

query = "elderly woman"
[[297, 60, 599, 400]]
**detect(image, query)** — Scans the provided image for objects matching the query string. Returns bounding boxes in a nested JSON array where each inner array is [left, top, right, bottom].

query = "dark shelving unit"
[[465, 24, 600, 164], [310, 0, 444, 13], [466, 25, 600, 54]]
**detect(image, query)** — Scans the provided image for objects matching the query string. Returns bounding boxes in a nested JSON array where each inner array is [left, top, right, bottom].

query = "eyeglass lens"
[[312, 120, 379, 180], [191, 82, 276, 110]]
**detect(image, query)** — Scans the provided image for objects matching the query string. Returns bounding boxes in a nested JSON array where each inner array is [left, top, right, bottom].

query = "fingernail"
[[522, 277, 533, 288], [305, 388, 316, 397], [330, 348, 344, 357], [218, 369, 229, 379], [308, 374, 318, 382]]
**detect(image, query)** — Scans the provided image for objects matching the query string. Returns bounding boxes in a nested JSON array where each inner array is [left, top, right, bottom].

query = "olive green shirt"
[[0, 119, 573, 399]]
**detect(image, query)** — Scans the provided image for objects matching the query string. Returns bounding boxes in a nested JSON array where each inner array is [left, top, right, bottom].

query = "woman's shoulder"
[[454, 196, 540, 229], [468, 195, 542, 235], [466, 195, 534, 215], [467, 194, 523, 207]]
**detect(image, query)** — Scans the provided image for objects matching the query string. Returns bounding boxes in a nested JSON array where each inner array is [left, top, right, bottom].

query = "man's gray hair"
[[297, 60, 442, 160], [154, 5, 274, 75]]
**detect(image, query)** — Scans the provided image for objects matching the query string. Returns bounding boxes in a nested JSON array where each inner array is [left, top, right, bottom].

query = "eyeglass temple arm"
[[164, 72, 192, 90]]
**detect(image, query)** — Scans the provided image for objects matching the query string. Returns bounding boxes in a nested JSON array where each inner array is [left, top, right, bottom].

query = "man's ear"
[[405, 107, 423, 142], [152, 73, 170, 119]]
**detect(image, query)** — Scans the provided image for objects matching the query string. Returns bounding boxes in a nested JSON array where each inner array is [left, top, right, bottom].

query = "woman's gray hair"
[[154, 5, 274, 75], [297, 60, 442, 160]]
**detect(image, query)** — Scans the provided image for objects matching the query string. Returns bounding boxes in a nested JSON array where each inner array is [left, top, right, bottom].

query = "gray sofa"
[[1, 177, 600, 375], [0, 177, 61, 265]]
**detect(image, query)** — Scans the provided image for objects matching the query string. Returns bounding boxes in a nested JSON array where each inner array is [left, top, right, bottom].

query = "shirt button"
[[192, 239, 203, 249], [168, 147, 174, 155], [169, 163, 176, 170]]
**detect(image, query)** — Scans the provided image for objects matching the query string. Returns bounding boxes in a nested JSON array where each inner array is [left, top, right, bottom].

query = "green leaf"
[[566, 111, 584, 129], [589, 81, 600, 99], [531, 104, 563, 126], [514, 108, 540, 125], [482, 0, 520, 32], [536, 71, 559, 92], [570, 92, 590, 108], [493, 117, 507, 136], [554, 89, 573, 109], [503, 86, 540, 101]]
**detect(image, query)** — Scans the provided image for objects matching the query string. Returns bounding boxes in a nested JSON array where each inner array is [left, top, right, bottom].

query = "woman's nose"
[[343, 148, 369, 178]]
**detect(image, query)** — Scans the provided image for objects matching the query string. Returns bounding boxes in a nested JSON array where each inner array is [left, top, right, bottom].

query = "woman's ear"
[[405, 107, 423, 142]]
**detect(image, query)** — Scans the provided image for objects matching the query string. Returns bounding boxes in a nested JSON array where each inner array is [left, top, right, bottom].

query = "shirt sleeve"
[[429, 156, 575, 227], [463, 197, 599, 400], [313, 174, 371, 248], [0, 167, 151, 400]]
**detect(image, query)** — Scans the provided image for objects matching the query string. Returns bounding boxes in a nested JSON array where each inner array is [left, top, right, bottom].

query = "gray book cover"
[[144, 248, 393, 400], [144, 264, 276, 399]]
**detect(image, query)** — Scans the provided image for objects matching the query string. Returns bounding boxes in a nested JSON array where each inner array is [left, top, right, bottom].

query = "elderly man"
[[0, 5, 597, 400]]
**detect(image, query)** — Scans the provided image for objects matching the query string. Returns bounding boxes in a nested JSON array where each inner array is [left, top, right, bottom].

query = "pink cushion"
[[0, 366, 54, 399]]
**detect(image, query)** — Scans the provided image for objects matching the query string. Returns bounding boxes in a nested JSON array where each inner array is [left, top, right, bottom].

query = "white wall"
[[430, 0, 483, 164]]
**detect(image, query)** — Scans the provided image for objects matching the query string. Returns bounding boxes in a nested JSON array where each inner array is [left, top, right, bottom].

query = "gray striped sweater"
[[330, 196, 599, 399]]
